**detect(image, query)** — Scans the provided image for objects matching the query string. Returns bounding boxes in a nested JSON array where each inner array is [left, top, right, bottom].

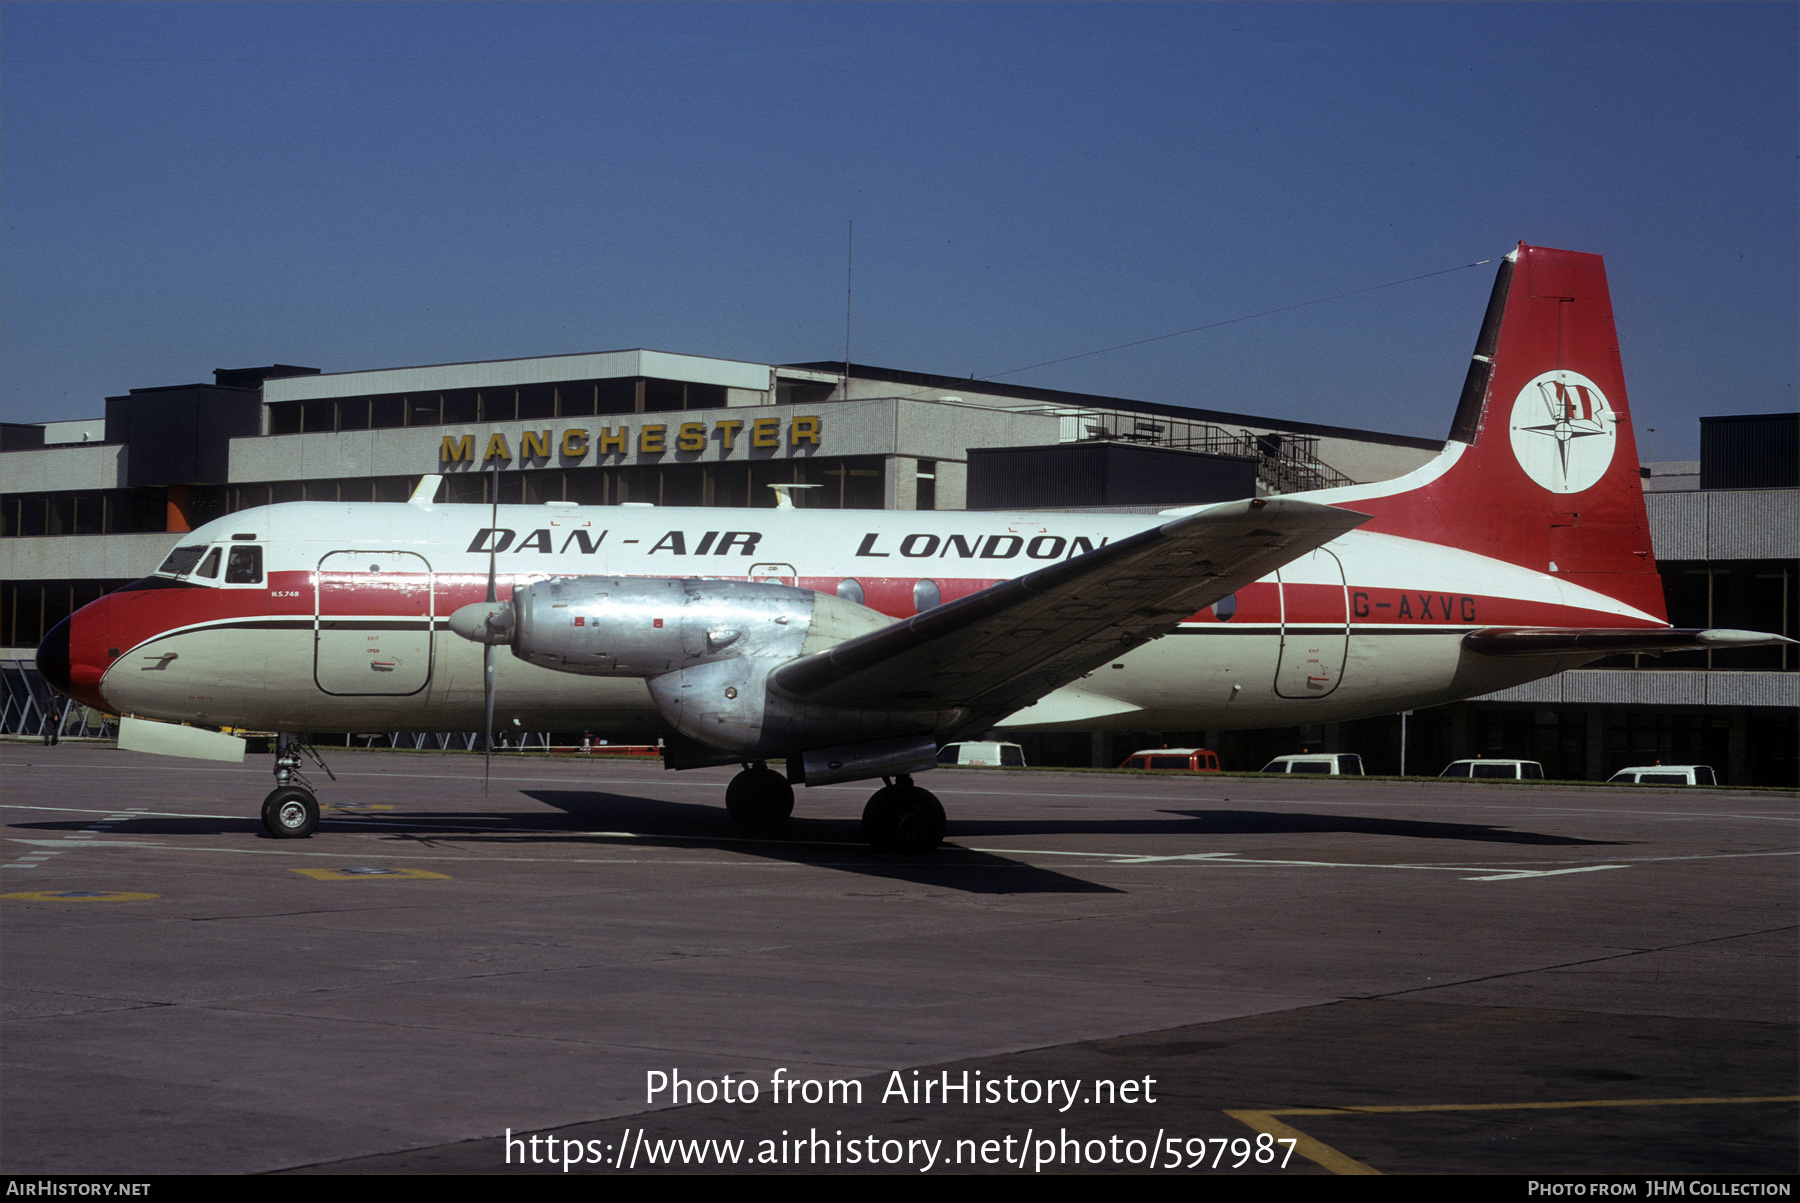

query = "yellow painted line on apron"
[[1227, 1094, 1800, 1176], [1223, 1110, 1380, 1175]]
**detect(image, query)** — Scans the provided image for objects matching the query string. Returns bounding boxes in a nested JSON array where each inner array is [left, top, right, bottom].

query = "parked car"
[[937, 741, 1026, 767], [1440, 759, 1545, 780], [1607, 765, 1718, 785], [1118, 748, 1221, 772], [1261, 753, 1364, 775]]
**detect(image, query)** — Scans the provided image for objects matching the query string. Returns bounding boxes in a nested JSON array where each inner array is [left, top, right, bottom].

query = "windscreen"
[[1441, 763, 1472, 778], [157, 545, 207, 575], [1000, 746, 1025, 767], [1695, 767, 1716, 785]]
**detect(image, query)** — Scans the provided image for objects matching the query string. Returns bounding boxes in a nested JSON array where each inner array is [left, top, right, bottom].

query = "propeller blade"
[[483, 642, 496, 795], [484, 462, 500, 790]]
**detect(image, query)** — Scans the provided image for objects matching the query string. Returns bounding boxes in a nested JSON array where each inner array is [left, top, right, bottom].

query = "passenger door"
[[314, 550, 435, 696], [1274, 548, 1348, 698]]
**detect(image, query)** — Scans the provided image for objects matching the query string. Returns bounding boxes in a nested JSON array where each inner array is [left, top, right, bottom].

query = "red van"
[[1118, 748, 1221, 772]]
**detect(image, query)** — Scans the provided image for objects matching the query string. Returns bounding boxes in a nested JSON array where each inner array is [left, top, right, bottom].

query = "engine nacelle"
[[507, 576, 816, 676], [448, 575, 967, 771]]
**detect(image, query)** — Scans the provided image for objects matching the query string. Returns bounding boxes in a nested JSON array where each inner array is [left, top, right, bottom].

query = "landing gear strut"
[[726, 762, 794, 828], [261, 734, 335, 839], [862, 775, 945, 853]]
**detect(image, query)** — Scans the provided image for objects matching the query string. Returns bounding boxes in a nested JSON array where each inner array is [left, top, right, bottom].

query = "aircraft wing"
[[770, 497, 1368, 722], [1463, 628, 1796, 657]]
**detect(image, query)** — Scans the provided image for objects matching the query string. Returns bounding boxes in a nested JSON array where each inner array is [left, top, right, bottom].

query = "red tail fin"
[[1321, 242, 1664, 620]]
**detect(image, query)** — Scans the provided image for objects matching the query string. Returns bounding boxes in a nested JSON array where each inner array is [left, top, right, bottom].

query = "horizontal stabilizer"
[[771, 497, 1367, 722], [1463, 628, 1796, 658]]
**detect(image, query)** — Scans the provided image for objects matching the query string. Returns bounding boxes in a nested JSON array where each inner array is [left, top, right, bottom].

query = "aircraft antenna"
[[843, 219, 853, 397]]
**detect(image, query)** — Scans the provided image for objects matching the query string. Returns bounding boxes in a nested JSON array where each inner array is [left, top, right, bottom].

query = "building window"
[[336, 398, 371, 430], [370, 395, 406, 429], [598, 379, 637, 414], [517, 385, 555, 420], [480, 387, 516, 423], [643, 379, 685, 413], [408, 394, 442, 426], [268, 402, 303, 435], [301, 399, 335, 433], [442, 389, 478, 425], [916, 460, 937, 511]]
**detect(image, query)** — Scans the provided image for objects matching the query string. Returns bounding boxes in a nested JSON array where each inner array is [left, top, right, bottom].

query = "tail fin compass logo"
[[1507, 370, 1616, 493]]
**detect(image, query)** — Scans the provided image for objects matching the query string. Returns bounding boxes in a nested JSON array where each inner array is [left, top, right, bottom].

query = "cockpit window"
[[195, 548, 222, 579], [226, 545, 264, 584], [158, 545, 208, 575]]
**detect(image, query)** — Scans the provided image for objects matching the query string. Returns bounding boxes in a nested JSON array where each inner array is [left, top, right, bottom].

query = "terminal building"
[[2, 348, 1793, 784]]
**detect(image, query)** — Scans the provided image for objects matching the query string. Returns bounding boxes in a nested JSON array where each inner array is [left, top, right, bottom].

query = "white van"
[[937, 741, 1026, 768], [1440, 759, 1545, 780], [1260, 753, 1364, 775], [1607, 765, 1718, 785]]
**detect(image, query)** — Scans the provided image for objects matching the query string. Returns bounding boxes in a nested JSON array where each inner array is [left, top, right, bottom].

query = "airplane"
[[36, 243, 1792, 852]]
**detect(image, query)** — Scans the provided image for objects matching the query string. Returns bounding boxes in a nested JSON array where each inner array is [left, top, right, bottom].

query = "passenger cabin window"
[[1641, 773, 1687, 784], [158, 545, 207, 576], [194, 548, 222, 579], [1291, 761, 1330, 774], [1471, 763, 1514, 779], [1149, 756, 1189, 770], [226, 545, 264, 584]]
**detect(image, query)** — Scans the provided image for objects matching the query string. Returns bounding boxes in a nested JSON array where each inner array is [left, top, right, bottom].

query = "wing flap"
[[771, 497, 1367, 715]]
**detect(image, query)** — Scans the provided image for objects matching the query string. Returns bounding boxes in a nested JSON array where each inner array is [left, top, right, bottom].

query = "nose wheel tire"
[[862, 784, 946, 853], [262, 787, 320, 839], [725, 766, 794, 827]]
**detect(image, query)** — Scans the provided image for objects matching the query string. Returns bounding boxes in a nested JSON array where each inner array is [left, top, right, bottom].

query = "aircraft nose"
[[37, 597, 114, 713], [37, 615, 72, 694]]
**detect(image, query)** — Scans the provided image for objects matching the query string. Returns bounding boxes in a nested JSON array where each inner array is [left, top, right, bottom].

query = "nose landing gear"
[[862, 775, 945, 853], [261, 735, 336, 839]]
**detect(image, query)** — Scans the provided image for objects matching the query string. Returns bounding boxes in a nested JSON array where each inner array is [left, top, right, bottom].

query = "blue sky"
[[4, 2, 1794, 457]]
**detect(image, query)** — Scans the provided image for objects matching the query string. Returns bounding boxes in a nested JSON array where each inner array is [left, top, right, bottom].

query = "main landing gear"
[[862, 775, 946, 854], [260, 735, 336, 839], [723, 765, 945, 853], [725, 762, 794, 828]]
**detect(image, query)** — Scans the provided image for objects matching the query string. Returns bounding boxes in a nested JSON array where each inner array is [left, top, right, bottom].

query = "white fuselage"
[[89, 497, 1655, 736]]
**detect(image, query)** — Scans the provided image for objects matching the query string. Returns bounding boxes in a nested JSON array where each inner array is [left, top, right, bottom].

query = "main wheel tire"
[[862, 785, 946, 853], [261, 786, 319, 839], [725, 767, 794, 827]]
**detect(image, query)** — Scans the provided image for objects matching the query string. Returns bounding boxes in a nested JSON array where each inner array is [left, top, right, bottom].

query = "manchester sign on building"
[[437, 415, 824, 470]]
